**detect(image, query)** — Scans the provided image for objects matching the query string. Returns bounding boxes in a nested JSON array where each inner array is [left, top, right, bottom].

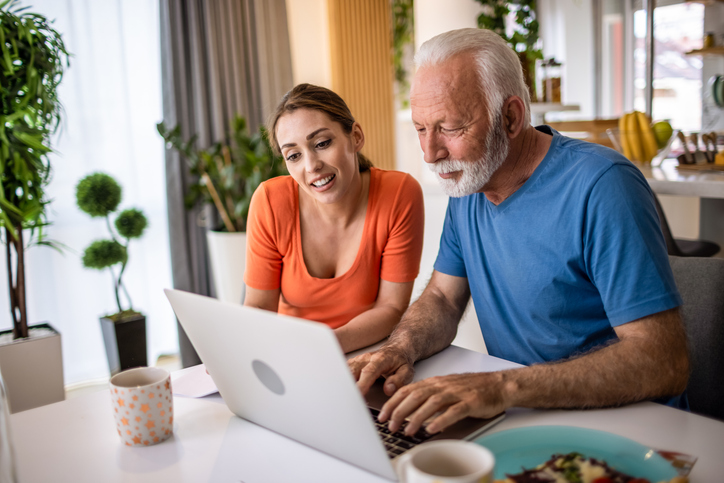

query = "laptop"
[[164, 288, 504, 481]]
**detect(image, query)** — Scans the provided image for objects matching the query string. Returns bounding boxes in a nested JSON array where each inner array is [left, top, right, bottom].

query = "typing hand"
[[348, 345, 415, 397], [377, 372, 507, 436]]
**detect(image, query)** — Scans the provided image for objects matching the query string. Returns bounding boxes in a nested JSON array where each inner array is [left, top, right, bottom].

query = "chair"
[[653, 194, 720, 257], [546, 119, 620, 149], [669, 256, 724, 421]]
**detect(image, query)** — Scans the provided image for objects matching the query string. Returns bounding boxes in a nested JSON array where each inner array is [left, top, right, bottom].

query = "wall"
[[285, 0, 332, 88], [538, 0, 595, 120], [285, 0, 396, 169]]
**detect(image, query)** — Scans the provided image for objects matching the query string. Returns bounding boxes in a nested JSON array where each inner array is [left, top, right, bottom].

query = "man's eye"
[[316, 139, 331, 149], [285, 152, 300, 162]]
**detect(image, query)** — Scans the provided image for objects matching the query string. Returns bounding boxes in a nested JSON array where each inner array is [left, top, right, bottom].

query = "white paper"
[[172, 364, 219, 398]]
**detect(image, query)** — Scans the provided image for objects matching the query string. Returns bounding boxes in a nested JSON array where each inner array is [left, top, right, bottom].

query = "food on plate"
[[493, 452, 688, 483]]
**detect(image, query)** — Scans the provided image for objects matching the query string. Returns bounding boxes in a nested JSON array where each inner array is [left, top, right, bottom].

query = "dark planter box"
[[100, 314, 147, 376]]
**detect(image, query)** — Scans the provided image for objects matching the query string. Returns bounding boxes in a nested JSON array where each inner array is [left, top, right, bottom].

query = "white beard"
[[428, 115, 510, 198]]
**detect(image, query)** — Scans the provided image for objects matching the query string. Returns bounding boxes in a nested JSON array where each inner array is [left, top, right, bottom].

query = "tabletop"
[[638, 159, 724, 199], [9, 345, 724, 482]]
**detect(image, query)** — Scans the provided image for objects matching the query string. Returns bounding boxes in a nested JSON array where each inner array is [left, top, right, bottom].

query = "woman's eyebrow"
[[281, 128, 331, 150], [306, 127, 330, 140]]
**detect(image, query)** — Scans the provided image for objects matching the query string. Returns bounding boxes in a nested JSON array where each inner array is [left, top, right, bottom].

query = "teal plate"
[[475, 426, 677, 481]]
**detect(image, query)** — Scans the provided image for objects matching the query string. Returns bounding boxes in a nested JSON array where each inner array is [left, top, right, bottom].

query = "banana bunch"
[[618, 111, 660, 163]]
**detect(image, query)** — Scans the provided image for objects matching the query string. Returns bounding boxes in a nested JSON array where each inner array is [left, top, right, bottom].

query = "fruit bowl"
[[606, 127, 679, 166]]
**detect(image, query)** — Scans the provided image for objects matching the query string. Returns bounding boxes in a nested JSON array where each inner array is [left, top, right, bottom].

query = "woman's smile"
[[276, 108, 364, 204]]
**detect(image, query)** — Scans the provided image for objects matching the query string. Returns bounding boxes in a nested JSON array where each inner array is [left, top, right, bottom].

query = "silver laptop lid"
[[164, 289, 397, 480]]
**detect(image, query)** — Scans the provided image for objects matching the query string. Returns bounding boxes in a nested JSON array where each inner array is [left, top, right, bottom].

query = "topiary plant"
[[76, 172, 148, 320]]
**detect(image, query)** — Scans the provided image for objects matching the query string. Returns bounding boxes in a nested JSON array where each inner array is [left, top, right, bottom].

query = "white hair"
[[414, 28, 531, 126]]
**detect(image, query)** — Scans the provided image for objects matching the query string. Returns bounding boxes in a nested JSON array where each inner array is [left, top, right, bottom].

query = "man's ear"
[[502, 96, 526, 139], [352, 121, 365, 152]]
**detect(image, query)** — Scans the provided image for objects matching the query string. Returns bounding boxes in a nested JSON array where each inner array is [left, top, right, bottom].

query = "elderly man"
[[350, 28, 689, 437]]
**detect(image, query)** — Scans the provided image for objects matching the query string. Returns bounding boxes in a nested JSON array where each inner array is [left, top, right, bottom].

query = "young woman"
[[243, 84, 424, 353]]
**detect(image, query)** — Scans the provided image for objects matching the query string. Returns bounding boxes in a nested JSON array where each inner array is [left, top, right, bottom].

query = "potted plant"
[[0, 0, 69, 413], [157, 116, 285, 304], [76, 172, 149, 376], [475, 0, 543, 102]]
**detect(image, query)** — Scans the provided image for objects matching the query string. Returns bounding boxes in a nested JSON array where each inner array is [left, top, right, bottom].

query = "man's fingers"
[[424, 400, 470, 434], [348, 355, 370, 380], [381, 382, 435, 432], [382, 363, 414, 396], [356, 363, 384, 395], [355, 353, 398, 395]]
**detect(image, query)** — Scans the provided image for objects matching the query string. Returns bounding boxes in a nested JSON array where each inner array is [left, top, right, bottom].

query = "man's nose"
[[421, 132, 448, 164]]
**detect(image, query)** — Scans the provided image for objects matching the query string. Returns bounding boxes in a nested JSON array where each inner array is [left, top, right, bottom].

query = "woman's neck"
[[301, 169, 370, 228]]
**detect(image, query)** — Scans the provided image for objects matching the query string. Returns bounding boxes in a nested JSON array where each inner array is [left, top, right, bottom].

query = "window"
[[598, 0, 704, 131], [634, 1, 703, 130], [0, 0, 176, 385]]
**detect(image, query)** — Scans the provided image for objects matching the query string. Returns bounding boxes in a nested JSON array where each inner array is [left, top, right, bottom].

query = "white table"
[[10, 345, 724, 482]]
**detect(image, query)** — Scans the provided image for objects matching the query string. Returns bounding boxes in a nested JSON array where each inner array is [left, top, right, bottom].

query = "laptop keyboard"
[[368, 407, 433, 458]]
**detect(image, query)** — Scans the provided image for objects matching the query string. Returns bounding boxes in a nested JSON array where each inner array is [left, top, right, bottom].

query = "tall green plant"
[[0, 0, 69, 339], [392, 0, 414, 109], [157, 116, 286, 233], [475, 0, 541, 61], [475, 0, 543, 99]]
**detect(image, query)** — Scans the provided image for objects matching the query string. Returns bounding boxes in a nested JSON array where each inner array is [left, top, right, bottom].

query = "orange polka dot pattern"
[[111, 377, 173, 447]]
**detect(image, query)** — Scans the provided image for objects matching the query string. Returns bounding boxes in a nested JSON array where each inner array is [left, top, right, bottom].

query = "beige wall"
[[285, 0, 395, 170], [414, 0, 481, 51], [285, 0, 332, 88]]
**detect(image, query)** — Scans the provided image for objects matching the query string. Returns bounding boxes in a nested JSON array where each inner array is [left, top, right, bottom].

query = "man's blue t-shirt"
[[434, 127, 682, 367]]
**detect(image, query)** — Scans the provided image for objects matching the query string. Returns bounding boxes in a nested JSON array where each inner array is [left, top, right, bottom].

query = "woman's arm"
[[243, 286, 281, 312], [334, 279, 414, 353]]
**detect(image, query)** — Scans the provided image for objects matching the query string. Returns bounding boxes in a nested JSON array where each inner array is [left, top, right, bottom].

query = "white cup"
[[110, 367, 174, 447], [396, 440, 495, 483]]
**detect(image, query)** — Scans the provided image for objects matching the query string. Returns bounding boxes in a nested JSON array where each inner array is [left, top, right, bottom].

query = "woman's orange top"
[[244, 167, 425, 328]]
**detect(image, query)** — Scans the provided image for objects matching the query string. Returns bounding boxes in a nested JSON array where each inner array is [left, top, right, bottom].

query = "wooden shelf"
[[686, 0, 724, 5], [685, 46, 724, 56]]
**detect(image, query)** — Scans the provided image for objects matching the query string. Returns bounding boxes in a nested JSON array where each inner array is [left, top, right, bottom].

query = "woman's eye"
[[285, 152, 300, 162], [316, 139, 331, 149]]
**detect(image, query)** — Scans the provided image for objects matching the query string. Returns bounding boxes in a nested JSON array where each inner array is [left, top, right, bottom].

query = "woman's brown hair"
[[266, 83, 373, 172]]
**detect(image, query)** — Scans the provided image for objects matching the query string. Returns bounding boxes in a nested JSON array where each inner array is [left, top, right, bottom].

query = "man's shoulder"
[[546, 131, 644, 186]]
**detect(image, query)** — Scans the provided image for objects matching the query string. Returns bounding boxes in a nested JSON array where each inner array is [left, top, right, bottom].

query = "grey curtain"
[[159, 0, 294, 367]]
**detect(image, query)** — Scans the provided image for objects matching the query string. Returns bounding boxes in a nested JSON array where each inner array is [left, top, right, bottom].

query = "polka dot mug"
[[110, 367, 173, 447]]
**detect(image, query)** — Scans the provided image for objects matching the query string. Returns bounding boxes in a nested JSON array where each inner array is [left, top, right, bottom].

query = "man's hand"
[[349, 344, 416, 396], [377, 371, 509, 436]]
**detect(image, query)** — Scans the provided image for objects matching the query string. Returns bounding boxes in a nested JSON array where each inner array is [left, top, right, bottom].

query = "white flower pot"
[[0, 323, 65, 413], [206, 231, 247, 304]]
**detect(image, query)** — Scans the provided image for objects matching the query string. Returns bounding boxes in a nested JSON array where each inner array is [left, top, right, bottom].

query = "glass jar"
[[704, 32, 715, 49], [542, 58, 562, 103]]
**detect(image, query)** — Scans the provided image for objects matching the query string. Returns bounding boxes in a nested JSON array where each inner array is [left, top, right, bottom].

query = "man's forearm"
[[386, 285, 468, 364], [500, 308, 689, 409]]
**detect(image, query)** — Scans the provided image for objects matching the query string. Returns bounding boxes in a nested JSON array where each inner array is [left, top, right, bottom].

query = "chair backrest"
[[654, 194, 683, 257], [669, 255, 724, 420], [546, 119, 619, 148]]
